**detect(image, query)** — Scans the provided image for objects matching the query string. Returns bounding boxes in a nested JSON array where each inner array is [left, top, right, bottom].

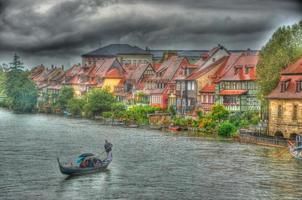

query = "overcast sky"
[[0, 0, 301, 68]]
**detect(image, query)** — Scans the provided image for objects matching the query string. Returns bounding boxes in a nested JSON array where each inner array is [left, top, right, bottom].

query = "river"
[[0, 108, 302, 200]]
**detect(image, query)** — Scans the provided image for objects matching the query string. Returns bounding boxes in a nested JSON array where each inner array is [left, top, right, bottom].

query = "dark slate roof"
[[82, 44, 150, 57], [150, 49, 259, 59]]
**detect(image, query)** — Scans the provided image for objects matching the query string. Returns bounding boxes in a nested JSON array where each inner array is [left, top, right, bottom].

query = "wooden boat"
[[288, 140, 302, 161], [127, 124, 139, 128], [57, 152, 112, 175], [168, 125, 181, 131]]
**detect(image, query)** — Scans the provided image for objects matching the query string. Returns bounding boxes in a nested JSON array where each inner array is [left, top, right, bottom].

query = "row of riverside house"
[[30, 43, 261, 114], [29, 43, 302, 139]]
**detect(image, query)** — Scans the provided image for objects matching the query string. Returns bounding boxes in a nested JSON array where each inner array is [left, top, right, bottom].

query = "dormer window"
[[280, 79, 290, 92], [244, 65, 253, 74], [296, 81, 302, 92], [234, 66, 242, 75]]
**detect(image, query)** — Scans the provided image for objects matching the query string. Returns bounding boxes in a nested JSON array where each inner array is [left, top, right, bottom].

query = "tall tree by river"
[[5, 54, 38, 113], [256, 21, 302, 102]]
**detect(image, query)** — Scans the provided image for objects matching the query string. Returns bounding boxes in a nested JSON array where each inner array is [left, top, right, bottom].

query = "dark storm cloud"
[[0, 0, 301, 67]]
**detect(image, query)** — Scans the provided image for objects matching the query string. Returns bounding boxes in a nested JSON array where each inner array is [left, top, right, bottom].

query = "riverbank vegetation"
[[1, 54, 37, 112]]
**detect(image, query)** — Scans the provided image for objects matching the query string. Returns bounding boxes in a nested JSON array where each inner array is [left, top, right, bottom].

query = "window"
[[176, 82, 181, 90], [277, 105, 282, 119], [281, 80, 290, 92], [223, 96, 238, 105], [245, 67, 250, 74], [187, 81, 191, 90], [293, 105, 298, 120], [296, 81, 302, 92]]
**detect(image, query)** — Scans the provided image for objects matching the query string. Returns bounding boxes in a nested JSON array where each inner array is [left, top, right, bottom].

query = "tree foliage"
[[210, 104, 229, 122], [67, 98, 85, 116], [58, 86, 74, 110], [256, 21, 302, 101], [218, 121, 236, 137], [5, 55, 37, 112], [84, 88, 115, 117], [0, 71, 6, 97]]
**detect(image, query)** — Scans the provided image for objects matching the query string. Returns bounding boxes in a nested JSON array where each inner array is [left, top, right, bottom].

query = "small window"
[[293, 105, 298, 120], [296, 81, 302, 92], [281, 80, 290, 92], [245, 67, 250, 74], [277, 105, 282, 119]]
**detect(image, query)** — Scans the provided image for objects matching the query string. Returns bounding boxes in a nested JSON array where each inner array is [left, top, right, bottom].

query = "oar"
[[274, 147, 289, 157]]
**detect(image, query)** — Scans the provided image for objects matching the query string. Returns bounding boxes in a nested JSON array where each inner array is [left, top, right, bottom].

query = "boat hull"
[[288, 141, 302, 160], [57, 158, 110, 175]]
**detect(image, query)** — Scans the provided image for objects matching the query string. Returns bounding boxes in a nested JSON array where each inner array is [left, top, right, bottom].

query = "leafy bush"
[[125, 105, 160, 125], [218, 121, 236, 137], [67, 98, 85, 116], [210, 104, 229, 122], [111, 102, 126, 119], [102, 111, 113, 119], [58, 86, 74, 111], [172, 117, 188, 126], [84, 88, 115, 117]]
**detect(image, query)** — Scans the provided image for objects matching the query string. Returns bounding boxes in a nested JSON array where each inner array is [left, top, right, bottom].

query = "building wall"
[[117, 54, 153, 65], [195, 64, 221, 103], [215, 81, 260, 112], [268, 99, 302, 138], [102, 78, 122, 93], [82, 54, 152, 66]]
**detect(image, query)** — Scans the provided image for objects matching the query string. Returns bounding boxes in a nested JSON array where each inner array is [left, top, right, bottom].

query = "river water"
[[0, 108, 302, 200]]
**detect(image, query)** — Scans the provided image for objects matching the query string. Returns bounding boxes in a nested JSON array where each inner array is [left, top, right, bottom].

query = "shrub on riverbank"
[[83, 88, 115, 118], [58, 86, 74, 111], [218, 121, 236, 137], [67, 98, 85, 116], [124, 105, 161, 125]]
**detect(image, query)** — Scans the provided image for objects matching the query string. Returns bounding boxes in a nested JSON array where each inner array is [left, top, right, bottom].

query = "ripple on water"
[[1, 109, 302, 200]]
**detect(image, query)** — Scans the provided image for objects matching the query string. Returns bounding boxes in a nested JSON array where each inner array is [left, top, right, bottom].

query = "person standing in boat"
[[104, 140, 113, 162]]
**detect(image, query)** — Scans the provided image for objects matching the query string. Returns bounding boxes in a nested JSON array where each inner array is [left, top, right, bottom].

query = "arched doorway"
[[275, 131, 284, 139]]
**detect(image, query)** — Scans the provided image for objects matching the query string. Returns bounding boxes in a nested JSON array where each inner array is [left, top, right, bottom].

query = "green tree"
[[218, 121, 236, 137], [57, 86, 74, 110], [67, 98, 85, 116], [5, 54, 37, 112], [0, 70, 6, 97], [84, 88, 115, 117], [256, 21, 302, 101], [210, 104, 229, 122], [111, 102, 126, 119]]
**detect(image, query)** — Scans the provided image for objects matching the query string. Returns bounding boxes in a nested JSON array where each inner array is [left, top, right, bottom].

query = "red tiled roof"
[[127, 63, 152, 82], [282, 57, 302, 75], [105, 68, 123, 78], [220, 90, 247, 95], [218, 52, 259, 82], [268, 57, 302, 99], [200, 84, 216, 93], [65, 64, 81, 77], [186, 56, 228, 80]]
